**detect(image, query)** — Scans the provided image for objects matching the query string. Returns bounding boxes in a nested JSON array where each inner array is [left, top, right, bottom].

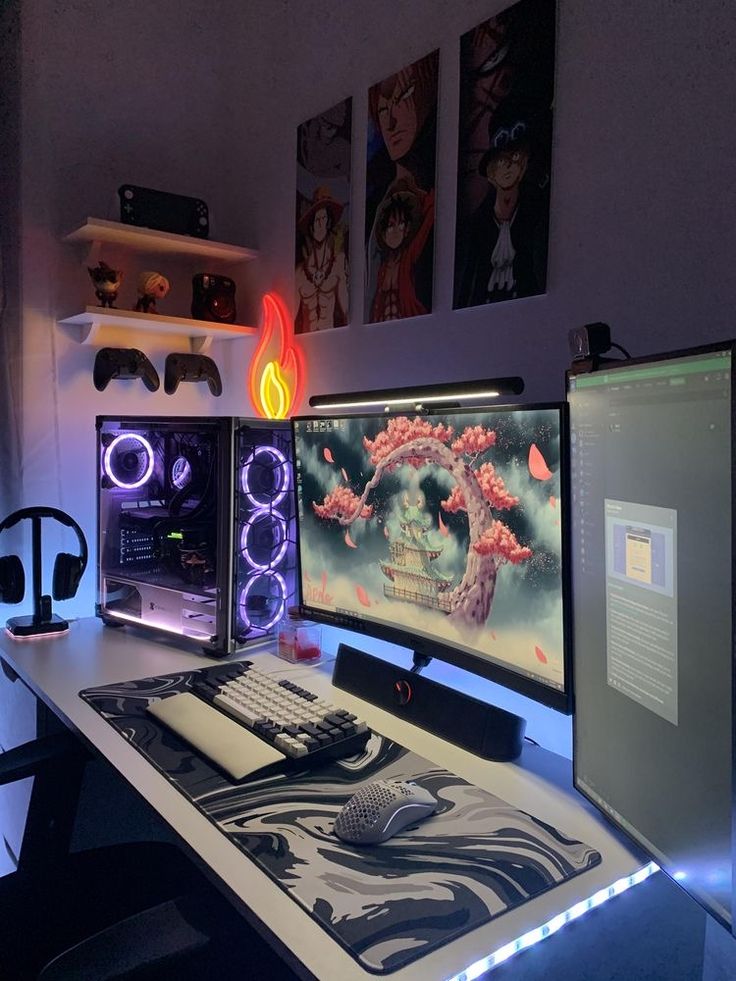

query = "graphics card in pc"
[[96, 416, 296, 655]]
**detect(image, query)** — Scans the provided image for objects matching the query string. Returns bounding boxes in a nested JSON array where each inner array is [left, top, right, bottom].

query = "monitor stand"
[[331, 643, 526, 761]]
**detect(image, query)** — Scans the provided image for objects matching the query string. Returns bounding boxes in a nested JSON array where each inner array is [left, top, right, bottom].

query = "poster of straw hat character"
[[295, 98, 352, 334], [453, 0, 556, 310], [364, 49, 439, 324]]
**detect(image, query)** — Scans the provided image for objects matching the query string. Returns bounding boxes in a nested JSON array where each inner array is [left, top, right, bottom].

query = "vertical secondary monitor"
[[568, 343, 733, 929]]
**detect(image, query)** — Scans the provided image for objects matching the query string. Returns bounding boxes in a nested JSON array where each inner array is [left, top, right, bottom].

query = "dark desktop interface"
[[568, 347, 733, 927], [292, 405, 567, 699]]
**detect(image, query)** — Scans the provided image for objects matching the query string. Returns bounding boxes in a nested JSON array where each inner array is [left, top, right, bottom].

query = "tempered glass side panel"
[[232, 420, 298, 645], [96, 416, 229, 647]]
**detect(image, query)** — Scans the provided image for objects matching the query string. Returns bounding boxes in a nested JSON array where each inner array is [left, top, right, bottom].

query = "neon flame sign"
[[248, 292, 305, 419]]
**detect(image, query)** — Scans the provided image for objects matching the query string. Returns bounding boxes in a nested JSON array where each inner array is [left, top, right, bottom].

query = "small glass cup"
[[278, 618, 322, 663]]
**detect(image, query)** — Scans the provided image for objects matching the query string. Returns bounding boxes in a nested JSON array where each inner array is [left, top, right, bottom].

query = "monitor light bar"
[[309, 377, 524, 411]]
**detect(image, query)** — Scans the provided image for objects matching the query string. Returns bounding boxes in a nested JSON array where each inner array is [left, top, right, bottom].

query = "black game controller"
[[93, 347, 160, 392], [164, 353, 222, 397]]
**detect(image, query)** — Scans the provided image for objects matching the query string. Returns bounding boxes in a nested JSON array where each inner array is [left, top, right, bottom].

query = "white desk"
[[0, 618, 649, 980]]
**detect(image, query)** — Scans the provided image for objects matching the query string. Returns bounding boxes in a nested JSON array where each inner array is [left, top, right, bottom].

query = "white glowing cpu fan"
[[102, 433, 155, 489], [96, 416, 297, 656]]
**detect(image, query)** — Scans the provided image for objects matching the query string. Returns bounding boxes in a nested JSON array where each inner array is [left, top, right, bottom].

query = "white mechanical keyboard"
[[147, 660, 370, 780]]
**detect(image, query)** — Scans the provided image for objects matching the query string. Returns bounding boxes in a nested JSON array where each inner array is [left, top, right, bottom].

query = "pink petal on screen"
[[491, 630, 497, 640], [323, 447, 335, 464], [529, 443, 553, 480], [356, 585, 371, 607], [384, 526, 390, 538], [549, 495, 557, 508], [344, 530, 358, 548], [341, 467, 349, 481], [438, 513, 450, 537], [535, 645, 548, 664]]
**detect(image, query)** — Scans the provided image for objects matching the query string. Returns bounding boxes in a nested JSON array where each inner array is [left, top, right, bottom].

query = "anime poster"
[[453, 0, 556, 309], [293, 408, 565, 690], [364, 50, 439, 324], [295, 98, 352, 334]]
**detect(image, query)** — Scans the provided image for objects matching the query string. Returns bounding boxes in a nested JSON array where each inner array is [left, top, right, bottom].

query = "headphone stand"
[[5, 515, 69, 639]]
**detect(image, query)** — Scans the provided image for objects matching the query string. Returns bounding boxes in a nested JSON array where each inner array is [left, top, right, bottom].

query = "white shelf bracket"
[[80, 238, 103, 269], [190, 335, 214, 354], [78, 319, 103, 345]]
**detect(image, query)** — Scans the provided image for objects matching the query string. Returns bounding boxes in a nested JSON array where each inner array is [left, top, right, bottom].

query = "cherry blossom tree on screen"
[[312, 417, 533, 626]]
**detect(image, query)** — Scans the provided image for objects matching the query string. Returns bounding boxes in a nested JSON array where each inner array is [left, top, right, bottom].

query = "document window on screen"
[[604, 501, 677, 725]]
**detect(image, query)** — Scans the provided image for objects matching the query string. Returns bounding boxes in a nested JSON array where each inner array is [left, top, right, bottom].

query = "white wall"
[[14, 0, 736, 755]]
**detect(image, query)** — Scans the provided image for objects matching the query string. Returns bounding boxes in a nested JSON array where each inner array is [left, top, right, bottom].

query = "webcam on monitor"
[[568, 322, 631, 374], [568, 322, 612, 361]]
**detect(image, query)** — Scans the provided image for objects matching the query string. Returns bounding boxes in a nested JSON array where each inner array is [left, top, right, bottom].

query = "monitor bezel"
[[292, 400, 573, 714], [566, 338, 736, 933]]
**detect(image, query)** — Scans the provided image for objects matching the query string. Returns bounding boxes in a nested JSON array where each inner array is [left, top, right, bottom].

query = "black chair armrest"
[[38, 895, 211, 981], [0, 731, 89, 786]]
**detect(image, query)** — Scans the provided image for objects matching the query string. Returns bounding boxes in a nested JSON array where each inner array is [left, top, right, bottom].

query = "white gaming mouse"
[[334, 779, 438, 845]]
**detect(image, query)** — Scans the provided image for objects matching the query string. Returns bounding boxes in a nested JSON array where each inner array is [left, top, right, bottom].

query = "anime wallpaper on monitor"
[[293, 407, 566, 691]]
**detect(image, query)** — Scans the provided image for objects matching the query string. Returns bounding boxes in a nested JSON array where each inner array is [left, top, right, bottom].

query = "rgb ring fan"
[[103, 433, 155, 489], [240, 446, 289, 509], [240, 509, 288, 571], [238, 572, 287, 631]]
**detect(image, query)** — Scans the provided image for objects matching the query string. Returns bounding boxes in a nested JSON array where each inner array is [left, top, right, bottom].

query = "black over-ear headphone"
[[0, 507, 89, 604]]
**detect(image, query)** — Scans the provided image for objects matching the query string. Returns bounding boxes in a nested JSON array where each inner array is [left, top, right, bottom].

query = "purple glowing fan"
[[238, 572, 287, 631], [240, 509, 288, 571], [240, 446, 289, 509], [103, 433, 155, 489]]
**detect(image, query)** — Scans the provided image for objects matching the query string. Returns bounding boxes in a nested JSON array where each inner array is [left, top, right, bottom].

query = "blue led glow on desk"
[[448, 862, 659, 980]]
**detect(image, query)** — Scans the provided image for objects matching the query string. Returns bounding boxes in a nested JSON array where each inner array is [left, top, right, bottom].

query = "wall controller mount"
[[93, 347, 160, 392], [92, 348, 222, 396], [165, 353, 222, 396]]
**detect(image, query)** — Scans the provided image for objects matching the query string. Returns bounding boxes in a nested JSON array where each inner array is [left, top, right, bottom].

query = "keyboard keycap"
[[189, 662, 371, 768]]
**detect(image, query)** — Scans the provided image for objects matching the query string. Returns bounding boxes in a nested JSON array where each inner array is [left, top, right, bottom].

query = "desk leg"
[[16, 705, 88, 877]]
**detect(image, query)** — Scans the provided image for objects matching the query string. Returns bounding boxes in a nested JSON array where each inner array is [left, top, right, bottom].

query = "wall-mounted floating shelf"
[[64, 218, 258, 263], [58, 306, 257, 353]]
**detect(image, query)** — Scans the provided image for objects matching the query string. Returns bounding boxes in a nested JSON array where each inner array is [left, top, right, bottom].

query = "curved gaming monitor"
[[291, 403, 571, 735]]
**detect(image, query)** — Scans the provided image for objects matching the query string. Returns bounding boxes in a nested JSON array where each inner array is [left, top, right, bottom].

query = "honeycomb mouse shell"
[[334, 780, 438, 845]]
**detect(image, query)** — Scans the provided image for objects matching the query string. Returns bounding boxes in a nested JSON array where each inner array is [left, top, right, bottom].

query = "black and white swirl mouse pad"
[[81, 670, 601, 974]]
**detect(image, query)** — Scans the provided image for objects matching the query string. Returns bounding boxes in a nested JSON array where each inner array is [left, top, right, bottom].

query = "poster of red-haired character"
[[453, 0, 556, 309], [364, 50, 439, 324], [295, 98, 352, 334]]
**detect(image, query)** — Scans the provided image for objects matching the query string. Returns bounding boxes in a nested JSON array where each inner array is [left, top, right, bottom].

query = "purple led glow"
[[171, 456, 192, 490], [240, 509, 288, 571], [104, 433, 155, 489], [238, 572, 287, 631], [240, 445, 290, 508]]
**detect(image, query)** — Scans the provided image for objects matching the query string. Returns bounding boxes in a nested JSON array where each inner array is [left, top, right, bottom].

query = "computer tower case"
[[96, 415, 297, 656]]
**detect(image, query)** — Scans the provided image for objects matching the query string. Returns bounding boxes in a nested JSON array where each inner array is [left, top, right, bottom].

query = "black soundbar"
[[332, 643, 526, 762]]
